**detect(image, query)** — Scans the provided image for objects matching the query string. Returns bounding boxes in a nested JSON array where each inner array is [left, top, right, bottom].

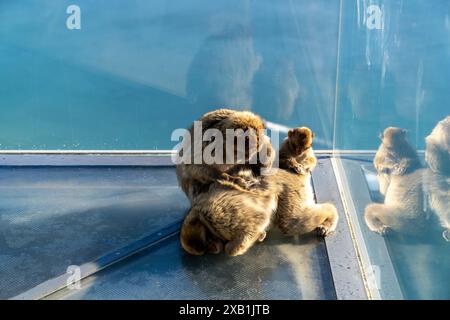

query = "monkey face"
[[287, 127, 314, 155], [380, 127, 407, 148], [220, 111, 268, 165]]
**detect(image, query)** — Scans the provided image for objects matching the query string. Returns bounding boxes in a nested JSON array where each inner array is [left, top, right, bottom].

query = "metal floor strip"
[[11, 221, 182, 300]]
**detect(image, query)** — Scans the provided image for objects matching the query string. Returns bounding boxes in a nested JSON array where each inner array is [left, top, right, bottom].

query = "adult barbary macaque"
[[175, 108, 274, 203]]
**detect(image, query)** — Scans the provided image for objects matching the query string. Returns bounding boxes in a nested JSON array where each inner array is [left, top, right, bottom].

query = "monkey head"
[[379, 127, 408, 148], [427, 116, 450, 150], [425, 116, 450, 175], [208, 109, 270, 168], [287, 127, 314, 156]]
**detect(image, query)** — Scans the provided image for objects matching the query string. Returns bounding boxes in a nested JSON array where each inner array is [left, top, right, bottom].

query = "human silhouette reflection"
[[186, 24, 261, 111]]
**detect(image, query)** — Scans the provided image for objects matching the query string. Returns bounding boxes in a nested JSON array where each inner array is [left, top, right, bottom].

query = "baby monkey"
[[279, 127, 317, 175], [274, 127, 338, 236]]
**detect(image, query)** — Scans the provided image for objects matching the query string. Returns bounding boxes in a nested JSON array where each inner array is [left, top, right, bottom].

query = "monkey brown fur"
[[181, 168, 277, 256], [180, 127, 338, 256], [175, 109, 274, 203], [374, 127, 421, 176], [273, 127, 338, 236], [180, 210, 224, 256], [365, 127, 427, 236], [278, 127, 317, 174]]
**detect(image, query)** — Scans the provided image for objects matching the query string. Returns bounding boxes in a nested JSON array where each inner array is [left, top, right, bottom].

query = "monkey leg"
[[299, 154, 317, 174], [364, 203, 394, 235], [377, 173, 391, 196], [176, 165, 217, 202], [315, 203, 339, 236], [180, 208, 208, 256], [277, 203, 338, 237], [205, 233, 224, 254], [224, 232, 262, 257], [218, 172, 259, 191]]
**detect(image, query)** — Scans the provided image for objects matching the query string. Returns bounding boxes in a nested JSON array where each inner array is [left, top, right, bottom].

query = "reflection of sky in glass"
[[0, 1, 447, 150], [335, 0, 450, 149], [0, 0, 339, 149]]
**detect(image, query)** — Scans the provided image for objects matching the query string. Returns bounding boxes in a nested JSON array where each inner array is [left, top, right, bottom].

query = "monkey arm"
[[177, 164, 218, 201], [375, 157, 398, 174], [258, 138, 275, 169], [374, 148, 393, 172], [279, 158, 305, 174], [300, 151, 317, 173], [279, 150, 317, 175], [219, 172, 255, 187]]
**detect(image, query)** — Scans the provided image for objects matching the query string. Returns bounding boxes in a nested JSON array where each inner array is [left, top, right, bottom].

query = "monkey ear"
[[311, 131, 315, 138]]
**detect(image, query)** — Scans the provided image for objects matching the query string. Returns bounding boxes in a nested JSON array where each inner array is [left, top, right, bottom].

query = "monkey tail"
[[277, 203, 338, 236]]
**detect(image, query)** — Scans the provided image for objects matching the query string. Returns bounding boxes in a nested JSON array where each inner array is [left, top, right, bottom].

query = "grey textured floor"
[[0, 166, 188, 299], [48, 230, 335, 300], [0, 165, 337, 300]]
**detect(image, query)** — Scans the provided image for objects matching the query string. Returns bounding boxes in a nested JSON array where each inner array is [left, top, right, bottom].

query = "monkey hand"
[[293, 164, 308, 175], [391, 159, 417, 175], [219, 172, 259, 190]]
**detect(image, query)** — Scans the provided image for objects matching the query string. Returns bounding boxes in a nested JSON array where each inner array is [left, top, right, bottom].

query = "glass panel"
[[0, 0, 339, 150], [2, 0, 449, 300], [334, 0, 450, 299]]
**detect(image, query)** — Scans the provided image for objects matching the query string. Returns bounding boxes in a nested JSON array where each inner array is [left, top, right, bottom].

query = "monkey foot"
[[224, 243, 246, 256], [317, 226, 332, 237], [206, 240, 223, 254], [377, 225, 391, 236]]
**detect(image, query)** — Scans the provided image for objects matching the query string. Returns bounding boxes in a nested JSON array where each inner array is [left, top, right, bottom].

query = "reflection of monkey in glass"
[[365, 127, 427, 235], [424, 116, 450, 241], [373, 127, 422, 195]]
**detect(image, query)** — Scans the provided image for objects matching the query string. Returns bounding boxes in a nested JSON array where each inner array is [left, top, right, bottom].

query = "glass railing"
[[333, 0, 450, 299], [1, 0, 448, 299]]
